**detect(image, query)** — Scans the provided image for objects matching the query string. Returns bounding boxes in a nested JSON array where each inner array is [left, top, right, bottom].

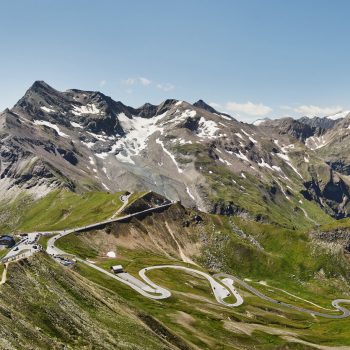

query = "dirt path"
[[165, 221, 197, 265], [0, 263, 8, 285]]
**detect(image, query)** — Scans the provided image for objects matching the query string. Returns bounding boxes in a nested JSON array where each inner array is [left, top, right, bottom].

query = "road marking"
[[3, 201, 350, 318]]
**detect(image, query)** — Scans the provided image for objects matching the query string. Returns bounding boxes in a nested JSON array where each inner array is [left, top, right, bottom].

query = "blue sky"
[[1, 0, 350, 122]]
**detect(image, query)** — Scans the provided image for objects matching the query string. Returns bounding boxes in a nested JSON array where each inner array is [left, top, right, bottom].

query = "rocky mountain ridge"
[[2, 81, 350, 224]]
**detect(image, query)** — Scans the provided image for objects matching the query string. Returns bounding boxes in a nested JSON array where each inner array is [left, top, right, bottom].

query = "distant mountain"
[[252, 117, 270, 126], [3, 82, 350, 350], [298, 116, 340, 132], [301, 114, 350, 176], [2, 81, 350, 221], [258, 117, 314, 141], [193, 99, 233, 119], [326, 110, 350, 120]]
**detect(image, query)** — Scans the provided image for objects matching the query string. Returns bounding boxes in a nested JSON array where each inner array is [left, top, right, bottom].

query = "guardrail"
[[2, 202, 173, 264], [2, 250, 32, 264]]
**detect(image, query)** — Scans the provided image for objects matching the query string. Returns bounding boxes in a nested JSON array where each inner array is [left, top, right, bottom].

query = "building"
[[111, 265, 124, 274], [0, 235, 15, 249]]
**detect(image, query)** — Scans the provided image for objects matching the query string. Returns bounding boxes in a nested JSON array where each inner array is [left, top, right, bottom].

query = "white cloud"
[[293, 104, 343, 117], [280, 105, 293, 111], [225, 101, 272, 116], [121, 77, 175, 92], [209, 102, 222, 109], [139, 77, 151, 86], [122, 77, 152, 86], [156, 83, 175, 92], [122, 78, 136, 86], [99, 80, 107, 87]]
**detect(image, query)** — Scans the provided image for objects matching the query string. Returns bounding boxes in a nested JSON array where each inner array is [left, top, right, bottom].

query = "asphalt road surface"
[[2, 201, 350, 318]]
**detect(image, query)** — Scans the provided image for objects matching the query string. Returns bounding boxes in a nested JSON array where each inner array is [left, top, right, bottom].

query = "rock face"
[[0, 254, 173, 350], [298, 116, 340, 134], [193, 99, 233, 119], [261, 117, 315, 141], [297, 114, 350, 176], [301, 164, 350, 218], [311, 229, 350, 254], [3, 80, 350, 222]]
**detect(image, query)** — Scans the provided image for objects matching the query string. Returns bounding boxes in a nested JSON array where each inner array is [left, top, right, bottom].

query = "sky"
[[1, 0, 350, 122]]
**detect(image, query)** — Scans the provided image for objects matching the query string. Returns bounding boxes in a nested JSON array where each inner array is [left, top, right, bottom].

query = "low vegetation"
[[0, 254, 172, 350], [52, 204, 350, 349], [0, 189, 127, 234]]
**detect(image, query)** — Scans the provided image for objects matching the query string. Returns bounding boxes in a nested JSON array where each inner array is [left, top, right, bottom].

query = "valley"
[[1, 82, 350, 349], [1, 191, 350, 349]]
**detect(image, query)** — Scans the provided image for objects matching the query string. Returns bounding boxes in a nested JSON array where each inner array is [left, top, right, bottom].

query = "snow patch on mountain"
[[179, 139, 193, 145], [197, 117, 220, 139], [95, 152, 108, 160], [81, 141, 95, 149], [233, 150, 249, 162], [249, 136, 258, 144], [327, 110, 350, 120], [274, 179, 290, 201], [217, 114, 232, 121], [171, 109, 197, 125], [72, 103, 101, 116], [240, 129, 258, 144], [235, 132, 244, 140], [186, 187, 196, 200], [276, 152, 303, 179], [107, 112, 167, 164], [305, 135, 330, 150], [258, 158, 273, 170], [33, 120, 68, 138], [219, 157, 232, 166], [116, 151, 135, 165], [87, 131, 116, 142], [241, 129, 250, 137], [70, 121, 84, 128], [40, 106, 56, 113], [156, 138, 183, 173], [272, 165, 282, 172], [253, 118, 268, 126]]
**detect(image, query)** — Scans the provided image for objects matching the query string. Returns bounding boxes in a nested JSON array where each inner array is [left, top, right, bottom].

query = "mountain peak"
[[28, 80, 57, 93], [193, 99, 217, 114], [193, 99, 233, 120], [252, 117, 270, 126]]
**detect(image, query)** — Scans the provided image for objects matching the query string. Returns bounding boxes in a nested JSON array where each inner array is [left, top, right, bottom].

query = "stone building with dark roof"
[[0, 235, 15, 249]]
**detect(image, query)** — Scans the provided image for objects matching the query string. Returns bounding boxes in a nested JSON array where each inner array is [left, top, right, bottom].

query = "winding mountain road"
[[46, 203, 172, 256], [214, 273, 350, 319], [2, 201, 350, 319], [139, 265, 243, 306]]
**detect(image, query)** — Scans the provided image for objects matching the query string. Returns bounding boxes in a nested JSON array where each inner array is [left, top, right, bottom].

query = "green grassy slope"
[[175, 142, 335, 230], [54, 205, 350, 349], [0, 189, 126, 234], [1, 189, 349, 348], [0, 253, 175, 350]]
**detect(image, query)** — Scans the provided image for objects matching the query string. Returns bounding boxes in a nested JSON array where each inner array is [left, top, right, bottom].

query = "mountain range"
[[2, 81, 350, 223], [1, 81, 350, 349]]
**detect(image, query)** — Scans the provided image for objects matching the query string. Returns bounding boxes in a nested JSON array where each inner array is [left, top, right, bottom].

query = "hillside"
[[0, 253, 179, 350], [3, 81, 350, 222], [1, 82, 350, 349], [5, 203, 348, 349]]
